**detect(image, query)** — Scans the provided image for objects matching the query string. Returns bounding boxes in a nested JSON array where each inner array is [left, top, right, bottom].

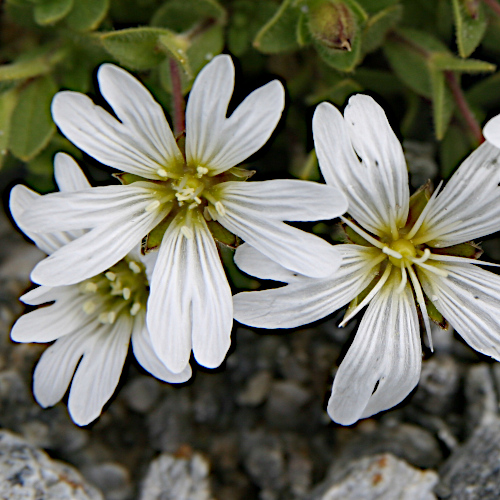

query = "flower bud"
[[307, 0, 357, 51]]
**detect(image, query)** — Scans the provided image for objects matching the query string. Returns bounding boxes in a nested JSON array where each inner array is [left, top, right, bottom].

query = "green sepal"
[[431, 241, 483, 260], [361, 4, 402, 55], [9, 75, 57, 161], [404, 181, 432, 231], [224, 167, 256, 180], [451, 0, 487, 58], [100, 27, 171, 70], [113, 172, 146, 185], [220, 244, 260, 290], [253, 0, 302, 54], [430, 53, 495, 73], [142, 204, 175, 253], [0, 89, 18, 169], [207, 220, 237, 247], [425, 295, 448, 330], [34, 0, 73, 25], [344, 272, 378, 320], [341, 218, 372, 246]]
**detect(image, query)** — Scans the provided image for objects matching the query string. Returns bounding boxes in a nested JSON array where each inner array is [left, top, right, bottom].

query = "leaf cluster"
[[1, 0, 500, 188]]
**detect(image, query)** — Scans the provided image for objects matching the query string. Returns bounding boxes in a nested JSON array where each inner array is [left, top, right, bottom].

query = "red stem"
[[483, 0, 500, 17], [169, 58, 185, 137], [444, 71, 484, 144]]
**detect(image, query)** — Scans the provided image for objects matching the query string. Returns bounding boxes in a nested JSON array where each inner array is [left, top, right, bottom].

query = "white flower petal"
[[418, 261, 500, 360], [10, 185, 73, 255], [30, 203, 165, 286], [313, 98, 409, 237], [33, 328, 89, 408], [19, 285, 57, 305], [185, 55, 285, 174], [328, 269, 421, 425], [147, 213, 233, 372], [21, 183, 160, 232], [412, 142, 500, 246], [233, 245, 381, 328], [52, 92, 174, 180], [68, 316, 131, 426], [216, 191, 342, 278], [97, 64, 183, 167], [483, 113, 500, 147], [190, 218, 233, 368], [132, 320, 192, 383], [54, 153, 91, 192], [234, 243, 301, 283], [213, 180, 347, 221]]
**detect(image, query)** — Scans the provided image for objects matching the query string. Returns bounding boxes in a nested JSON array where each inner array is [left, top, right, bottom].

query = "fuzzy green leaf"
[[34, 0, 73, 25], [467, 72, 500, 108], [362, 4, 402, 54], [431, 52, 495, 73], [151, 0, 226, 32], [9, 76, 56, 161], [430, 68, 453, 140], [451, 0, 487, 58], [0, 89, 18, 169], [100, 27, 170, 70], [253, 0, 302, 54], [65, 0, 109, 31], [157, 31, 192, 78]]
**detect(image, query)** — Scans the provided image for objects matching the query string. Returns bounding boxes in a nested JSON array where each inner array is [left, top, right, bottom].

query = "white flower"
[[19, 54, 347, 374], [234, 94, 500, 426], [10, 153, 191, 426]]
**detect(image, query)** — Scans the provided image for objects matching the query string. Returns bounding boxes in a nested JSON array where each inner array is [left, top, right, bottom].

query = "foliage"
[[1, 0, 500, 186]]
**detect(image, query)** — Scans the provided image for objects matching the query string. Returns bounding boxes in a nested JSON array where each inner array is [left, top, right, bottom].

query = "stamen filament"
[[396, 266, 408, 294], [415, 261, 448, 278], [340, 263, 393, 327], [427, 254, 500, 267], [410, 248, 431, 265], [407, 265, 433, 352], [405, 181, 443, 240], [340, 216, 385, 250], [383, 246, 403, 259]]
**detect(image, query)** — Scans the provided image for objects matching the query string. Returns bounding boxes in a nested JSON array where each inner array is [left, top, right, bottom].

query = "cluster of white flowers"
[[11, 53, 500, 427]]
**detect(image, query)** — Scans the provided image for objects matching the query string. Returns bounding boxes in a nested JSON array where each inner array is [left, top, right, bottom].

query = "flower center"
[[80, 256, 149, 323], [388, 239, 416, 267]]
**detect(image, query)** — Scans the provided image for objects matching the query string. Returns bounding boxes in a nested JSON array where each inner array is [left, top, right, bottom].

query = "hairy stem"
[[169, 58, 185, 137]]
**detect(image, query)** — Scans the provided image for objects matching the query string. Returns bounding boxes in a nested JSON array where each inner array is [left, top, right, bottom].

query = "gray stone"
[[139, 452, 213, 500], [309, 453, 438, 500], [264, 380, 311, 429], [237, 370, 273, 407], [121, 376, 160, 414], [0, 429, 103, 499], [465, 364, 498, 435], [437, 415, 500, 499], [412, 355, 461, 416], [82, 462, 132, 500]]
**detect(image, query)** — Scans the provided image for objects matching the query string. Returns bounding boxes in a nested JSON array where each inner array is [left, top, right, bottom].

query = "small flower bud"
[[307, 0, 356, 51]]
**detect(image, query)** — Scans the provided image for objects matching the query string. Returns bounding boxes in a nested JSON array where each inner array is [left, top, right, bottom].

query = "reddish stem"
[[444, 71, 484, 144], [483, 0, 500, 17], [169, 58, 185, 137]]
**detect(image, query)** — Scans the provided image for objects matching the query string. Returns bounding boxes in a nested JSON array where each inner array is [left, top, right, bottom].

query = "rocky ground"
[[2, 194, 500, 500]]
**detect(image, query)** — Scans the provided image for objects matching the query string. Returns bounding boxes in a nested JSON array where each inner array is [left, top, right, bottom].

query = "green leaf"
[[0, 47, 67, 82], [430, 68, 453, 140], [151, 0, 226, 32], [431, 52, 495, 73], [100, 27, 170, 70], [65, 0, 109, 31], [9, 76, 57, 161], [467, 72, 500, 108], [439, 123, 472, 178], [227, 0, 277, 55], [253, 0, 302, 54], [0, 89, 18, 169], [451, 0, 487, 58], [34, 0, 73, 25], [361, 4, 402, 54]]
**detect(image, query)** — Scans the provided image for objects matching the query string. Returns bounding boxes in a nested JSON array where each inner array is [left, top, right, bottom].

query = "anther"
[[128, 261, 142, 274], [105, 271, 116, 281], [157, 168, 169, 178], [382, 246, 402, 259], [215, 201, 226, 216], [82, 282, 98, 293], [130, 302, 141, 316], [122, 287, 131, 300], [83, 300, 96, 314], [197, 166, 209, 177]]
